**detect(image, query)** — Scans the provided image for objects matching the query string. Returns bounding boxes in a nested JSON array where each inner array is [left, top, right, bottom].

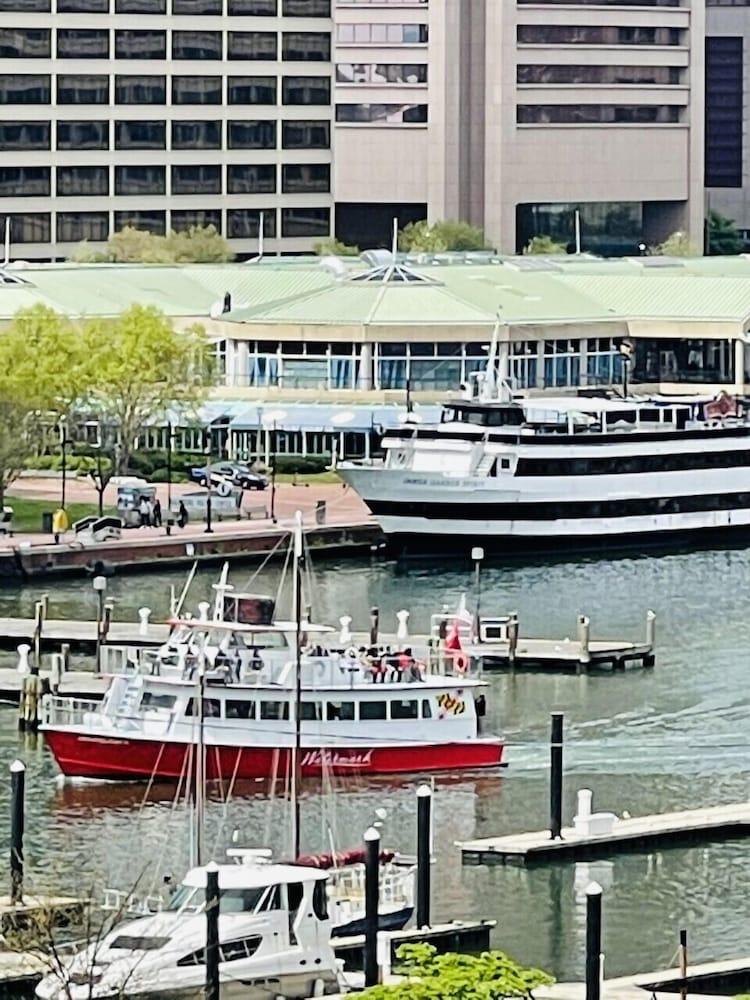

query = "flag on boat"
[[445, 619, 462, 652]]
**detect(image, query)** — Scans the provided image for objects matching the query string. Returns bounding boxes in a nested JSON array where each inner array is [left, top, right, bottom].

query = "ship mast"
[[290, 510, 304, 860]]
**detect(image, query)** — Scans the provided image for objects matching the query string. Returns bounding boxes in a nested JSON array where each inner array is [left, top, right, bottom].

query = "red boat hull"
[[43, 730, 504, 780]]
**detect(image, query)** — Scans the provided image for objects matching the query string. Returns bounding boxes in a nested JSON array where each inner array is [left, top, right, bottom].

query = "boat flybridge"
[[36, 861, 345, 1000], [338, 334, 750, 553]]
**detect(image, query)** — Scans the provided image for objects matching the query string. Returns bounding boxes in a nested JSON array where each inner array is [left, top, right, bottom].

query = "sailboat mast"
[[194, 633, 207, 866], [291, 511, 303, 860]]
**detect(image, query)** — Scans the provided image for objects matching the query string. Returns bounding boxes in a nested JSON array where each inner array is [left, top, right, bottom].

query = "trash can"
[[42, 511, 54, 533]]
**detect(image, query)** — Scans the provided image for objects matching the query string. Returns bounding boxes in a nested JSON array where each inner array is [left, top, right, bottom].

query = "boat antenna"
[[174, 561, 198, 618], [481, 314, 501, 401], [290, 510, 304, 860]]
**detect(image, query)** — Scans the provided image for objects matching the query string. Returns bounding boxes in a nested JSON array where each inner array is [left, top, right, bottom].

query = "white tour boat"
[[35, 860, 345, 1000], [338, 342, 750, 553]]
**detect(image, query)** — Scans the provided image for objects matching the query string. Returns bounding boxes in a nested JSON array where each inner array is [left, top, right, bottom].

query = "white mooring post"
[[16, 644, 30, 675], [138, 607, 151, 636], [396, 610, 410, 643], [339, 615, 353, 646]]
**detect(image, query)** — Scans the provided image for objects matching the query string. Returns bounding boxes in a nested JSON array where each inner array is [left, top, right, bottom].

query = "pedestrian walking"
[[177, 500, 189, 529], [152, 497, 162, 527], [138, 495, 151, 528]]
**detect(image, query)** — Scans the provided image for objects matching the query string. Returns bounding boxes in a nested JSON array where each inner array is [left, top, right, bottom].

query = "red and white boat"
[[41, 585, 504, 781]]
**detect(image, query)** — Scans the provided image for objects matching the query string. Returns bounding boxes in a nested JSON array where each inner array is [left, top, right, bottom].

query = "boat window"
[[326, 701, 355, 721], [300, 701, 322, 721], [223, 887, 273, 913], [177, 934, 263, 967], [140, 692, 176, 711], [250, 630, 289, 650], [313, 879, 328, 921], [390, 699, 418, 720], [260, 701, 289, 720], [185, 697, 222, 718], [421, 699, 432, 719], [360, 701, 386, 721], [287, 881, 304, 916], [167, 885, 205, 912], [226, 699, 255, 720], [110, 935, 170, 951]]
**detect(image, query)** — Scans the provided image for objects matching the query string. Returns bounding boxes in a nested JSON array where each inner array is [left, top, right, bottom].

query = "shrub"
[[272, 455, 330, 475]]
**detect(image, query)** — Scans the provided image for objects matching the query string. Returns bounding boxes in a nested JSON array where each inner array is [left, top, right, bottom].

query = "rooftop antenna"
[[482, 314, 501, 401], [258, 210, 264, 260], [574, 210, 581, 255], [3, 217, 10, 267]]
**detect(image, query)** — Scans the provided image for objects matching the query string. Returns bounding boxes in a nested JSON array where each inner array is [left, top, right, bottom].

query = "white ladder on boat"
[[118, 674, 144, 719]]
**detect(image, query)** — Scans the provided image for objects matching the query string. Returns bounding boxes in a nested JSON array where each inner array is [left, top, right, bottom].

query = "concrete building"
[[0, 0, 334, 259], [334, 0, 706, 255]]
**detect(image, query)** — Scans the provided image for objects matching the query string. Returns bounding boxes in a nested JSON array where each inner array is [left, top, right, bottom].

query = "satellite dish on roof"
[[319, 256, 347, 280]]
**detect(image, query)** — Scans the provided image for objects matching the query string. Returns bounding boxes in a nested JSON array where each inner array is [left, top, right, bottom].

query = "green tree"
[[524, 235, 568, 255], [70, 225, 234, 264], [398, 219, 488, 253], [165, 224, 234, 263], [361, 944, 554, 1000], [654, 230, 697, 257], [707, 209, 744, 256], [82, 305, 213, 475], [314, 237, 360, 257]]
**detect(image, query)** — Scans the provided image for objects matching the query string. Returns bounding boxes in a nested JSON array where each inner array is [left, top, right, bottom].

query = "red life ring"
[[454, 653, 469, 674]]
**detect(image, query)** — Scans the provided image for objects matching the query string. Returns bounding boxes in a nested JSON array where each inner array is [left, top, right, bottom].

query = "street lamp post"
[[166, 421, 173, 516], [93, 575, 107, 674], [58, 416, 68, 511], [619, 339, 634, 399], [203, 424, 213, 534], [270, 421, 277, 523]]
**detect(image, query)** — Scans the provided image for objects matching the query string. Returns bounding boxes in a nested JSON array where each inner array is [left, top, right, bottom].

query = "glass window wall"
[[281, 119, 330, 147], [0, 28, 50, 57], [115, 120, 166, 148], [226, 209, 275, 238], [282, 31, 330, 61], [56, 211, 108, 242], [171, 209, 221, 231], [57, 165, 108, 196], [281, 163, 329, 193], [227, 120, 275, 148], [282, 75, 330, 104], [172, 75, 221, 103], [115, 164, 166, 195], [173, 30, 222, 59], [115, 75, 166, 104], [114, 209, 166, 233], [57, 28, 109, 58], [0, 212, 50, 242], [171, 164, 221, 194], [57, 120, 108, 148], [227, 163, 275, 193], [0, 121, 50, 150], [228, 76, 275, 103], [227, 32, 277, 59], [172, 120, 221, 147], [0, 166, 50, 196], [115, 30, 167, 59], [0, 75, 50, 103]]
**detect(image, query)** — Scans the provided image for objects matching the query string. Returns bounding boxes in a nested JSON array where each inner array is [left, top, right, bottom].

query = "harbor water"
[[1, 545, 749, 982]]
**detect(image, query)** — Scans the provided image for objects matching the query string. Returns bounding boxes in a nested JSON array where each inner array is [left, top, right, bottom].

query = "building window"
[[0, 212, 50, 242], [0, 28, 50, 58], [518, 25, 681, 45], [282, 31, 330, 61], [57, 28, 109, 58], [517, 64, 682, 85], [172, 76, 222, 104], [115, 75, 166, 104], [57, 120, 108, 149], [172, 120, 221, 148], [706, 36, 743, 188], [171, 209, 221, 231], [336, 62, 427, 84], [586, 338, 623, 387], [227, 0, 275, 12], [57, 211, 108, 242], [57, 0, 107, 10], [173, 0, 221, 12], [114, 210, 166, 233], [171, 164, 221, 194], [58, 75, 109, 104], [115, 164, 166, 195], [516, 201, 643, 256], [283, 0, 328, 13], [173, 30, 222, 59], [282, 76, 330, 105], [0, 0, 49, 9], [227, 120, 276, 148], [57, 165, 108, 196], [281, 119, 330, 148], [227, 32, 277, 60], [517, 105, 681, 124], [0, 166, 50, 197], [336, 23, 427, 44], [228, 76, 276, 103], [0, 121, 50, 150], [281, 163, 329, 193], [0, 75, 50, 104], [227, 209, 275, 238], [544, 340, 581, 388], [115, 0, 166, 11], [115, 120, 166, 149], [509, 342, 537, 390], [281, 207, 329, 238], [227, 163, 275, 193], [336, 103, 427, 124], [115, 30, 167, 59]]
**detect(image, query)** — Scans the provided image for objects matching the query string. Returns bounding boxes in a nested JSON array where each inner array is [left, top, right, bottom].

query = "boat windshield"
[[167, 884, 281, 913], [167, 885, 205, 912]]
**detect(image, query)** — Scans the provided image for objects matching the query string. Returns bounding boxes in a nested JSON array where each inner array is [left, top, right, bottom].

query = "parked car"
[[187, 462, 268, 491]]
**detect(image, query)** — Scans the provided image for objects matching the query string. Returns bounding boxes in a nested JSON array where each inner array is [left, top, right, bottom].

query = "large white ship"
[[338, 366, 750, 555]]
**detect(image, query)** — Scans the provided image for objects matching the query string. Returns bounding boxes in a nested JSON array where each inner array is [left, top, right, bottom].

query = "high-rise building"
[[0, 0, 333, 259], [334, 0, 705, 255], [705, 0, 748, 241]]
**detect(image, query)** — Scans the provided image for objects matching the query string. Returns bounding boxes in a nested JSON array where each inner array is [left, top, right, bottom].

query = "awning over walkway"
[[228, 403, 442, 434]]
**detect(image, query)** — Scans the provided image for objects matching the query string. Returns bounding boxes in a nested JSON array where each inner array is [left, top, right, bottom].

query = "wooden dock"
[[333, 919, 495, 972], [459, 801, 750, 866], [465, 636, 654, 673], [0, 667, 107, 704], [0, 618, 168, 653]]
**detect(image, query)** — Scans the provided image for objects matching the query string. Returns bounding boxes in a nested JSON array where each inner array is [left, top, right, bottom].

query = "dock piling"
[[364, 826, 381, 987], [49, 653, 63, 694], [646, 609, 656, 647], [10, 760, 25, 905], [205, 861, 220, 1000], [577, 615, 591, 668], [416, 784, 432, 928], [369, 606, 379, 647], [585, 881, 603, 1000], [396, 610, 409, 643], [472, 546, 484, 642], [550, 713, 564, 840], [33, 601, 44, 671], [679, 929, 688, 1000], [508, 613, 519, 670]]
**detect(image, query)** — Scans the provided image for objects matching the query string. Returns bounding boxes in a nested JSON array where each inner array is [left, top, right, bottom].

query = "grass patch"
[[274, 471, 341, 485], [3, 497, 116, 534]]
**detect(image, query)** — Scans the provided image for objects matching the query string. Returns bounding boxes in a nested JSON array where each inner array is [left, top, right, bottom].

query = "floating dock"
[[0, 619, 167, 653], [333, 919, 495, 972], [459, 801, 750, 866], [465, 636, 654, 673], [0, 667, 106, 704]]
